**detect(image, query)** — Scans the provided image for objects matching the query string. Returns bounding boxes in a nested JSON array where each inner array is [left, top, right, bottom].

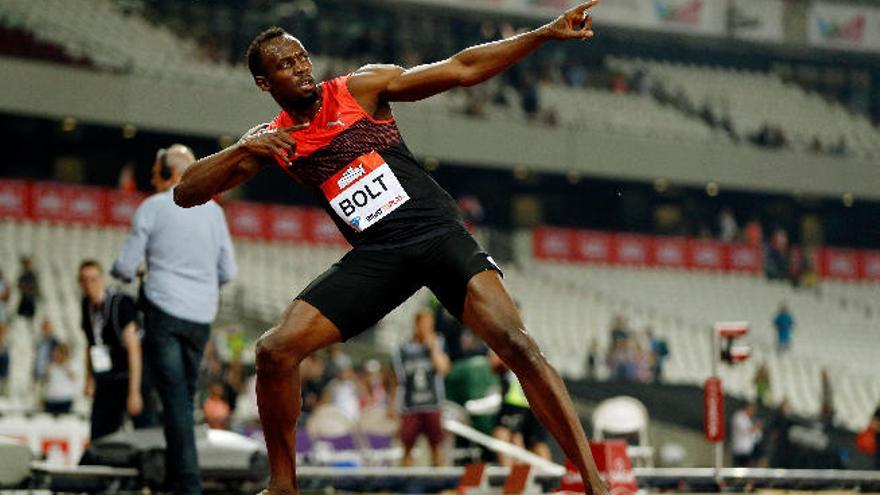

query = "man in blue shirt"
[[112, 144, 237, 495], [773, 302, 795, 353]]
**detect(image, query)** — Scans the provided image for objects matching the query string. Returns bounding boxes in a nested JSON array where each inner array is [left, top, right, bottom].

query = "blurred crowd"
[[597, 314, 669, 384]]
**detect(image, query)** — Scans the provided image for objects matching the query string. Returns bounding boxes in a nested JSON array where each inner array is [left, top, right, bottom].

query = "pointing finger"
[[572, 0, 599, 15], [281, 122, 310, 133]]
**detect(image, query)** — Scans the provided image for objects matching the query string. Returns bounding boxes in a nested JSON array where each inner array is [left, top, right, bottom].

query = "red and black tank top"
[[267, 75, 464, 248]]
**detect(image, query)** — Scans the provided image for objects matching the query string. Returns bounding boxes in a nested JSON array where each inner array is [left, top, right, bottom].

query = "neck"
[[90, 292, 105, 306], [156, 180, 178, 193], [283, 86, 322, 123]]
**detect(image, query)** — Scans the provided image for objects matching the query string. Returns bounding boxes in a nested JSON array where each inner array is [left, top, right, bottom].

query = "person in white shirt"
[[112, 144, 237, 495], [731, 402, 762, 467], [43, 343, 76, 415]]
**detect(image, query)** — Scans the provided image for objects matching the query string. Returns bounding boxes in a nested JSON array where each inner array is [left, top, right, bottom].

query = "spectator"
[[223, 359, 245, 413], [766, 227, 790, 280], [753, 361, 771, 406], [324, 359, 365, 422], [16, 256, 39, 330], [820, 368, 833, 416], [203, 383, 231, 429], [609, 314, 629, 346], [490, 350, 551, 465], [43, 343, 76, 415], [731, 402, 762, 467], [33, 319, 59, 381], [301, 354, 330, 419], [326, 344, 353, 378], [606, 339, 629, 382], [768, 399, 793, 468], [0, 269, 9, 335], [360, 359, 389, 410], [629, 338, 654, 383], [773, 303, 795, 353], [111, 144, 236, 495], [78, 260, 152, 440], [0, 324, 8, 394], [391, 310, 450, 467], [646, 328, 669, 383], [717, 207, 739, 242], [520, 73, 540, 119], [744, 218, 763, 248], [610, 73, 628, 94], [585, 338, 599, 380], [874, 406, 880, 468]]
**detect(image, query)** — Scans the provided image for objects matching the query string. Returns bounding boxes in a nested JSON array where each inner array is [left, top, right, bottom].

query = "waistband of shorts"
[[351, 224, 467, 251]]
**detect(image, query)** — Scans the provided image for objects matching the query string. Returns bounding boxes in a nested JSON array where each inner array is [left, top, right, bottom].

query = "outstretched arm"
[[348, 1, 597, 111], [174, 123, 307, 208]]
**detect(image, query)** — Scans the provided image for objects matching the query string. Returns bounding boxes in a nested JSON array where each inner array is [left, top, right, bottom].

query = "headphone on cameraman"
[[158, 149, 173, 181]]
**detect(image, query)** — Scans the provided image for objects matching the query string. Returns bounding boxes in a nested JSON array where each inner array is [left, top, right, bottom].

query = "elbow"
[[448, 56, 481, 88], [457, 67, 482, 88], [173, 183, 199, 208]]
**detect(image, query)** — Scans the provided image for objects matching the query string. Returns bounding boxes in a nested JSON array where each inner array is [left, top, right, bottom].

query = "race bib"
[[320, 151, 409, 232], [90, 345, 112, 374]]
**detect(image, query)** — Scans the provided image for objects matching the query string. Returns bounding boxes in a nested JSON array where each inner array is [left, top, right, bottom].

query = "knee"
[[255, 329, 304, 373]]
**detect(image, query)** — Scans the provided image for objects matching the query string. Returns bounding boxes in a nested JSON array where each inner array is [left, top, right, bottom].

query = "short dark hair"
[[78, 259, 103, 274], [247, 26, 288, 77]]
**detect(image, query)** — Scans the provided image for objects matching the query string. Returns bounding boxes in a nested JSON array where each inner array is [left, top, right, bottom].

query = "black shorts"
[[297, 229, 502, 340], [497, 403, 547, 449]]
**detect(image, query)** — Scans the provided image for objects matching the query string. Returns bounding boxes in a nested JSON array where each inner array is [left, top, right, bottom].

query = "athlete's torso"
[[267, 75, 464, 248]]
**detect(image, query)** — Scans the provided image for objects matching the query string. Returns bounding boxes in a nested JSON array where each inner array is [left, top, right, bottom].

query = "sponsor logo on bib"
[[320, 151, 410, 232]]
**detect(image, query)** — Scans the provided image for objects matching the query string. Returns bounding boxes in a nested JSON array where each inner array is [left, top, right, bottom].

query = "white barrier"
[[0, 414, 90, 466], [442, 418, 566, 476]]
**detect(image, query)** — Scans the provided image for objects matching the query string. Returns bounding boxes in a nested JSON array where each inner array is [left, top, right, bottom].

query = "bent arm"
[[175, 145, 264, 208], [111, 204, 150, 282], [122, 322, 141, 398], [429, 341, 451, 376]]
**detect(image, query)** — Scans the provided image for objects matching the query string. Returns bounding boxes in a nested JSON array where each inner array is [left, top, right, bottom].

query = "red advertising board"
[[225, 201, 269, 239], [861, 251, 880, 281], [0, 180, 31, 219], [592, 440, 637, 495], [689, 239, 727, 271], [704, 377, 724, 442], [572, 230, 613, 264], [31, 183, 105, 224], [559, 442, 637, 495], [308, 209, 348, 245], [820, 248, 860, 280], [728, 244, 762, 273], [106, 191, 146, 226], [5, 179, 880, 282], [612, 234, 651, 266], [533, 227, 574, 261], [653, 237, 688, 268], [267, 205, 310, 242]]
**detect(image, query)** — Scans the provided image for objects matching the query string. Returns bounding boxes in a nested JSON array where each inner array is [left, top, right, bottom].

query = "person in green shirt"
[[490, 350, 551, 465]]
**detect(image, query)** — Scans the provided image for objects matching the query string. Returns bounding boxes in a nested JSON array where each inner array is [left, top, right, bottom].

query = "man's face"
[[78, 266, 104, 304], [414, 314, 435, 342], [256, 35, 318, 106]]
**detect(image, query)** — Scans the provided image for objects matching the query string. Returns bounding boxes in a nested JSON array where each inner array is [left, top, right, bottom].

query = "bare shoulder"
[[347, 64, 406, 117], [347, 64, 405, 96]]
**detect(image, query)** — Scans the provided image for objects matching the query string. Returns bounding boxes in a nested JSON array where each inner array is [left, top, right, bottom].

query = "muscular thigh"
[[296, 247, 424, 341], [423, 230, 502, 321]]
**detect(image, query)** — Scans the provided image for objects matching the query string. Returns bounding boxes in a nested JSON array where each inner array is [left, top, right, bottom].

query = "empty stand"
[[609, 57, 880, 160]]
